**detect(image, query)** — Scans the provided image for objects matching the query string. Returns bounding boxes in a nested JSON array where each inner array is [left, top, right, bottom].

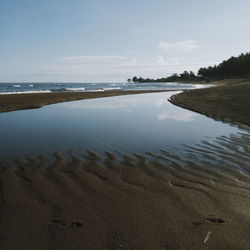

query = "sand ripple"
[[0, 132, 249, 249]]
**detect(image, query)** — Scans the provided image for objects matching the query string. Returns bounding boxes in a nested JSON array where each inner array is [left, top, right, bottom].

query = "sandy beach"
[[170, 80, 250, 128], [0, 89, 172, 113], [0, 86, 249, 249], [0, 132, 250, 250]]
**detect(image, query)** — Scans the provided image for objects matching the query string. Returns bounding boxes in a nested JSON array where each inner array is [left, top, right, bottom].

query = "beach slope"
[[170, 80, 250, 127]]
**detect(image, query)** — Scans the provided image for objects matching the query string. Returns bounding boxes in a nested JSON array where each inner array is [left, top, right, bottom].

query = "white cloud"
[[156, 55, 181, 66], [159, 40, 199, 52]]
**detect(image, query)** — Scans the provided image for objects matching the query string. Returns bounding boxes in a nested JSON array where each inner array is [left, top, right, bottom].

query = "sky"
[[0, 0, 250, 83]]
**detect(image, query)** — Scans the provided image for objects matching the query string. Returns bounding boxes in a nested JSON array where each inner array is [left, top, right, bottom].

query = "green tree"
[[132, 76, 138, 82]]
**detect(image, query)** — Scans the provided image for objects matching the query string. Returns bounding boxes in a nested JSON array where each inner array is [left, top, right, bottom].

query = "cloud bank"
[[159, 40, 199, 52]]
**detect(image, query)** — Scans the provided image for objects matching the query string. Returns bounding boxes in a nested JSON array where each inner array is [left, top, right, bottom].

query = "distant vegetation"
[[128, 52, 250, 83], [128, 71, 198, 83], [198, 52, 250, 78]]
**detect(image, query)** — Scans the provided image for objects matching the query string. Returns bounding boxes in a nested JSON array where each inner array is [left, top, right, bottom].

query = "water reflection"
[[0, 92, 243, 158], [61, 92, 197, 122], [157, 109, 197, 121]]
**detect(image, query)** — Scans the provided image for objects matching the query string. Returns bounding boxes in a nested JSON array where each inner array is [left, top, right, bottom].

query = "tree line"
[[128, 52, 250, 83], [198, 52, 250, 78], [128, 71, 198, 83]]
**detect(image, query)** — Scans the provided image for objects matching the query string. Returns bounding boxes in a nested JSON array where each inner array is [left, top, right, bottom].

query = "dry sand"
[[0, 133, 250, 250]]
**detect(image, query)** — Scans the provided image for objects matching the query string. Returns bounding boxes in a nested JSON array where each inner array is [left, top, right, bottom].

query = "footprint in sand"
[[192, 216, 225, 226], [205, 216, 225, 224], [50, 219, 84, 228]]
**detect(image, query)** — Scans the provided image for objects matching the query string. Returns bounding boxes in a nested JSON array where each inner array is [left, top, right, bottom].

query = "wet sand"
[[170, 80, 250, 128], [0, 90, 172, 113], [0, 133, 250, 250]]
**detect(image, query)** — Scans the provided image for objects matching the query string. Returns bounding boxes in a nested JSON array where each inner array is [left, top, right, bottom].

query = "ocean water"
[[0, 91, 246, 160], [0, 82, 211, 94]]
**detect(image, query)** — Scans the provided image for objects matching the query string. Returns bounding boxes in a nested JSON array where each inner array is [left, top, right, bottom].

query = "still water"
[[0, 92, 244, 159]]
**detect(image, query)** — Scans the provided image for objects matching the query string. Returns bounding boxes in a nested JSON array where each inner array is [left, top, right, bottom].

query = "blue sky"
[[1, 0, 250, 82]]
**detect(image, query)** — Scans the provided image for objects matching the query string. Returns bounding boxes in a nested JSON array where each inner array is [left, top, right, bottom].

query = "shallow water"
[[0, 91, 247, 159]]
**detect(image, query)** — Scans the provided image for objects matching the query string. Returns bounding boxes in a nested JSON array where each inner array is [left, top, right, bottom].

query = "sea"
[[0, 82, 211, 94]]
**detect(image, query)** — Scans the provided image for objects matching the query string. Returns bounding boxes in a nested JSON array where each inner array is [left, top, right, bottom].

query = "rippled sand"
[[0, 132, 249, 249]]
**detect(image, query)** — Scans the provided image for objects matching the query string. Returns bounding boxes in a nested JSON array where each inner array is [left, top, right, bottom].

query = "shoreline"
[[0, 89, 174, 113], [169, 80, 250, 129], [1, 82, 249, 129]]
